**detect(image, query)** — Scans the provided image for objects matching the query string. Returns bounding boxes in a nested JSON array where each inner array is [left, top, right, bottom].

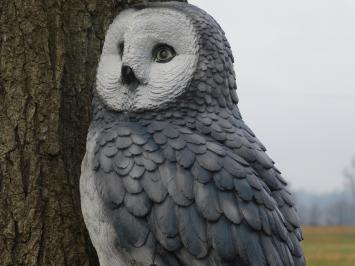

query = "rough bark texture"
[[0, 0, 185, 265]]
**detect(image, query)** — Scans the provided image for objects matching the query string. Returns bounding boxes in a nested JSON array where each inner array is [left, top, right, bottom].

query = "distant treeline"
[[294, 190, 355, 226]]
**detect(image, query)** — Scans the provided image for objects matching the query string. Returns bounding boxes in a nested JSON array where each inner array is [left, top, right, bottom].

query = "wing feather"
[[93, 120, 304, 265], [177, 205, 209, 259]]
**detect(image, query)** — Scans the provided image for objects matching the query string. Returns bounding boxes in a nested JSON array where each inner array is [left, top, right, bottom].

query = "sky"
[[190, 0, 355, 193]]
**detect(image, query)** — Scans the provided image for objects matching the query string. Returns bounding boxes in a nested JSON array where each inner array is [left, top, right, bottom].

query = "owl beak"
[[121, 65, 139, 90]]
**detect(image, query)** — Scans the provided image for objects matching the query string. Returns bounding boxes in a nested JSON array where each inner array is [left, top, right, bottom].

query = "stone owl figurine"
[[80, 2, 305, 266]]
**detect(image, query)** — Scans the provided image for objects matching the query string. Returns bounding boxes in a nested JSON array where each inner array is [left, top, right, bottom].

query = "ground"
[[303, 226, 355, 266]]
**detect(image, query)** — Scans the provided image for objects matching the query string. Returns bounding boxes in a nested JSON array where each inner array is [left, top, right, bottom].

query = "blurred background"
[[190, 0, 355, 265]]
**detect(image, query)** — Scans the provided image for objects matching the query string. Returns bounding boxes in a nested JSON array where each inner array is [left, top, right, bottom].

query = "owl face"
[[96, 7, 199, 112]]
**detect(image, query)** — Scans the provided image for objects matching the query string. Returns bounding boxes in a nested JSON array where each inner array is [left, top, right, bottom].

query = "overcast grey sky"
[[190, 0, 355, 193]]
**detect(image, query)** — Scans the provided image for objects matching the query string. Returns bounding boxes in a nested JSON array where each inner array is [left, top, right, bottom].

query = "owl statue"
[[80, 2, 305, 266]]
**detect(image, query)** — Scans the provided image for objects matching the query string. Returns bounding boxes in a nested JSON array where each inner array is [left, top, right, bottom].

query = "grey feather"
[[149, 197, 181, 251], [223, 156, 248, 179], [160, 158, 192, 206], [163, 125, 180, 139], [178, 127, 193, 134], [289, 232, 303, 257], [168, 178, 193, 207], [113, 156, 134, 176], [196, 121, 211, 134], [196, 150, 223, 172], [116, 136, 133, 149], [259, 168, 284, 190], [231, 223, 267, 266], [124, 192, 151, 217], [211, 128, 227, 142], [256, 151, 274, 169], [176, 165, 194, 200], [176, 148, 195, 169], [214, 169, 234, 190], [123, 149, 133, 158], [147, 121, 165, 133], [128, 144, 143, 155], [153, 132, 168, 145], [234, 178, 254, 201], [260, 235, 283, 266], [208, 217, 236, 261], [131, 133, 149, 145], [256, 189, 276, 210], [272, 237, 294, 266], [184, 133, 206, 145], [238, 199, 262, 231], [187, 143, 207, 154], [168, 136, 186, 150], [153, 197, 179, 236], [259, 206, 272, 236], [117, 126, 131, 137], [191, 161, 212, 184], [159, 161, 177, 187], [103, 143, 118, 157], [269, 210, 289, 242], [280, 189, 296, 206], [103, 130, 118, 143], [130, 164, 146, 179], [141, 170, 168, 203], [142, 157, 157, 171], [219, 191, 242, 224], [273, 190, 286, 207], [177, 205, 208, 259], [225, 138, 243, 149], [197, 115, 212, 126], [143, 140, 159, 152], [134, 156, 144, 166], [238, 146, 257, 163], [96, 171, 125, 207], [113, 207, 149, 248], [114, 151, 132, 169], [295, 228, 304, 241], [218, 118, 233, 130], [194, 181, 221, 221], [99, 151, 113, 173], [122, 175, 143, 194], [280, 205, 301, 228], [246, 174, 263, 190], [206, 142, 226, 156], [148, 151, 165, 164], [163, 145, 177, 162]]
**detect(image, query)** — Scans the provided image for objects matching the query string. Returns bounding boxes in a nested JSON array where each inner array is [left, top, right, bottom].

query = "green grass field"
[[303, 227, 355, 266]]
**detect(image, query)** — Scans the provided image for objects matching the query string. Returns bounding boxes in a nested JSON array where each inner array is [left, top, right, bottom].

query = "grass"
[[302, 226, 355, 266]]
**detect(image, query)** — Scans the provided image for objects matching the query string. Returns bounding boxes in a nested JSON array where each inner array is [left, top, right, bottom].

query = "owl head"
[[96, 2, 238, 113]]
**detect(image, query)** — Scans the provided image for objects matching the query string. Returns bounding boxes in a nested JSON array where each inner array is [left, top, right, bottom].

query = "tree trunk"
[[0, 0, 185, 265]]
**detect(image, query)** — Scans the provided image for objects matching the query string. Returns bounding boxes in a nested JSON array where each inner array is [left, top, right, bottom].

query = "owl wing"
[[93, 120, 305, 265]]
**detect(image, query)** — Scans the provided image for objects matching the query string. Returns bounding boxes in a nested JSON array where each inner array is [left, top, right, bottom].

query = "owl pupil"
[[160, 50, 168, 58]]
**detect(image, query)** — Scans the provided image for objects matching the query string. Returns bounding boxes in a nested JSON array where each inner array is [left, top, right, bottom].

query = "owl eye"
[[153, 44, 176, 63]]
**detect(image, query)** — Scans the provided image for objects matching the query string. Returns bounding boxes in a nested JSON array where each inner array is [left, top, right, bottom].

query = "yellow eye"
[[154, 44, 176, 63]]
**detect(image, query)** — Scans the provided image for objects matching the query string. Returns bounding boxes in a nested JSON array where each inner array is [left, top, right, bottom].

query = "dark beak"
[[121, 65, 139, 90]]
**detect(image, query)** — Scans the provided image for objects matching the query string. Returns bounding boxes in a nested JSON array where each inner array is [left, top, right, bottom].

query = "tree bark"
[[0, 0, 185, 265]]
